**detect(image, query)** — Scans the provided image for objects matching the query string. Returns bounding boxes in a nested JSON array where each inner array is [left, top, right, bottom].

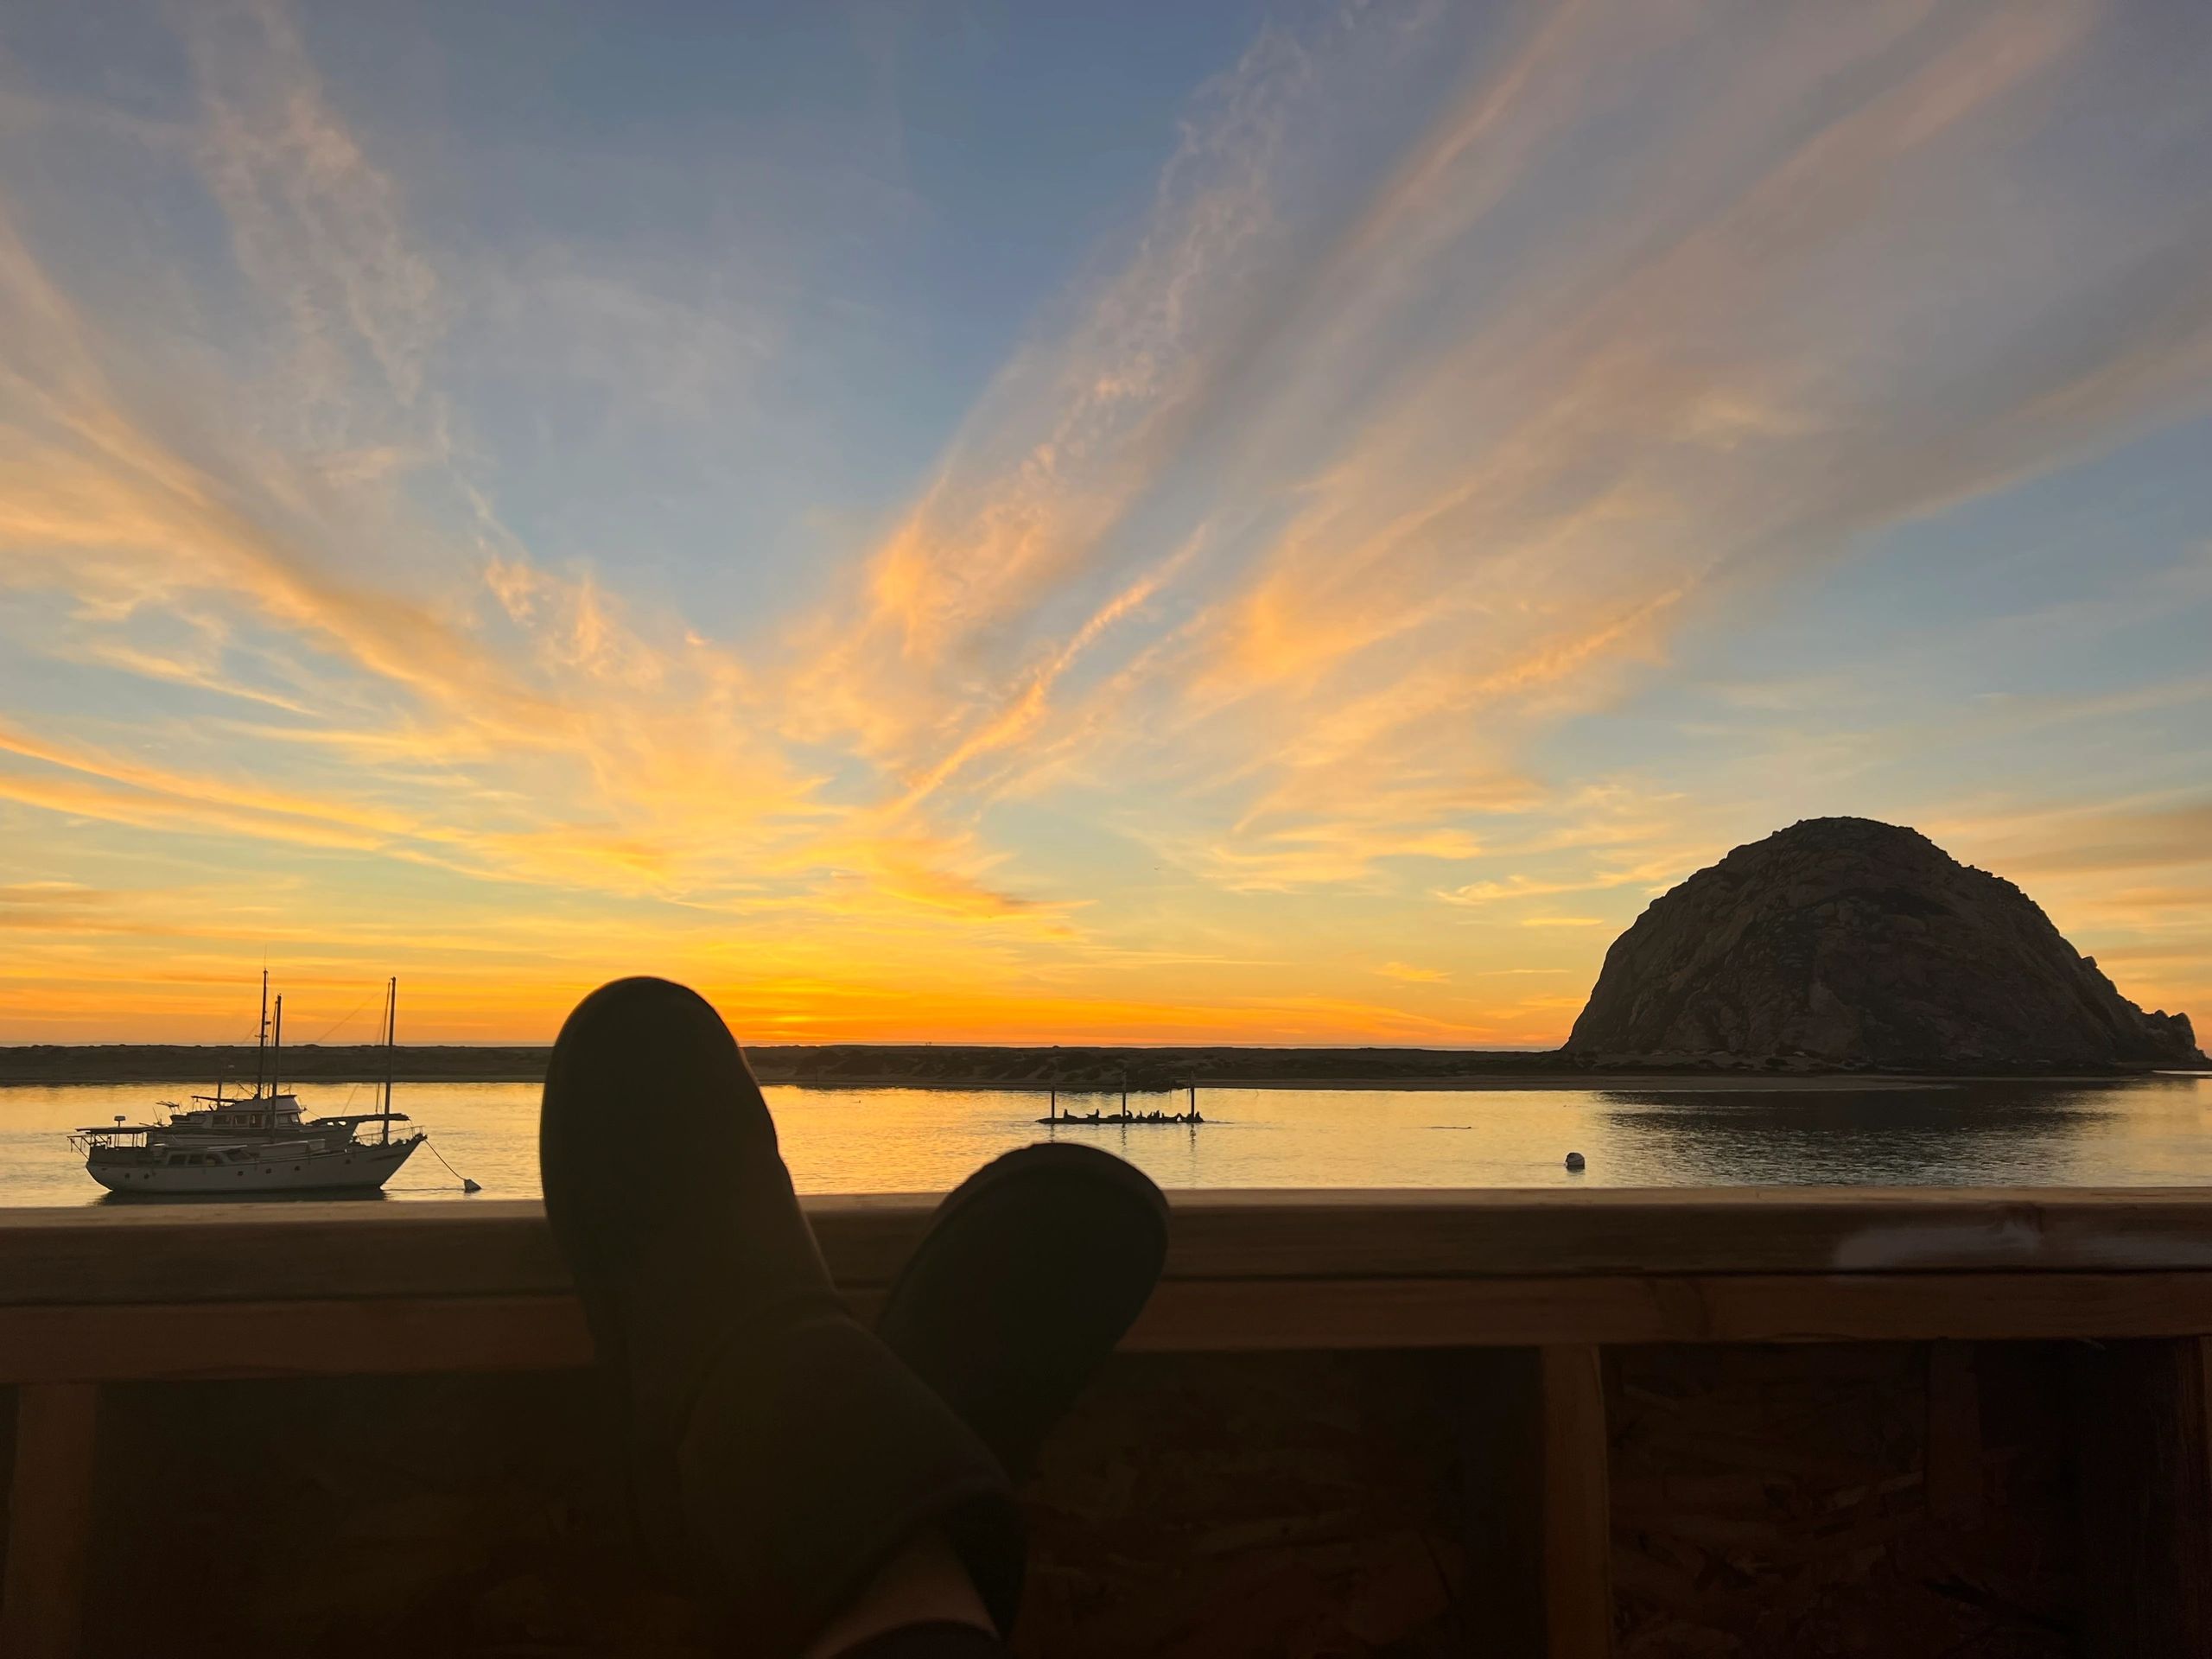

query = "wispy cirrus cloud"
[[0, 1, 1060, 942], [778, 0, 2212, 901]]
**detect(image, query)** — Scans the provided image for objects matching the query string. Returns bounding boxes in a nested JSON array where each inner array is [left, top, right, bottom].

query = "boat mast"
[[382, 977, 396, 1146], [270, 994, 283, 1102], [254, 969, 270, 1098]]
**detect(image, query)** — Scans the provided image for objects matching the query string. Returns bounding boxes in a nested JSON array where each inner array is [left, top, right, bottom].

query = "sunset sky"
[[3, 0, 2209, 1046]]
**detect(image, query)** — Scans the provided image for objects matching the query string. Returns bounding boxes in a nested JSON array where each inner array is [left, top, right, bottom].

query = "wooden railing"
[[7, 1188, 2212, 1655]]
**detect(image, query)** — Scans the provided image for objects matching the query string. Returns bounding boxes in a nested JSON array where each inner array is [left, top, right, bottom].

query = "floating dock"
[[1038, 1110, 1205, 1127], [1039, 1083, 1205, 1126]]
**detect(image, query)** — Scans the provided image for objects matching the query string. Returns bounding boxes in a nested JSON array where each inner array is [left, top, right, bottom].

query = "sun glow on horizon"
[[2, 1, 2209, 1045]]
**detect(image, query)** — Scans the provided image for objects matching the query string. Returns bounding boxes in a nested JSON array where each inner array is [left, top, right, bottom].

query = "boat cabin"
[[174, 1096, 303, 1134]]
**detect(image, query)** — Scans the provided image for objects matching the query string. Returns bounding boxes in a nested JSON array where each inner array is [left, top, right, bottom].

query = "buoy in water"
[[462, 1178, 483, 1193], [1563, 1152, 1586, 1173]]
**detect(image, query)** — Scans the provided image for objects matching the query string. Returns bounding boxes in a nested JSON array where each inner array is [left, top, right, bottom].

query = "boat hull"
[[87, 1135, 424, 1197]]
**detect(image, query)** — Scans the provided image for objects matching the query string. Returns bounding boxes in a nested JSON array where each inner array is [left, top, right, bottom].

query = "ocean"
[[3, 1072, 2209, 1205]]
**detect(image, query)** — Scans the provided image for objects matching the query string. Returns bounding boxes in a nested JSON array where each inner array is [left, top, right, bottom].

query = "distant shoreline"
[[1, 1043, 2196, 1090], [0, 1042, 1573, 1088]]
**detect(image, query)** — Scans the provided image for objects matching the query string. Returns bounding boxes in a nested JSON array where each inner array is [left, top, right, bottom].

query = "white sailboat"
[[75, 976, 428, 1197]]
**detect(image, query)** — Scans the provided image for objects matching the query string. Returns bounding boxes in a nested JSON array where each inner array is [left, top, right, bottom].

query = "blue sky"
[[1, 0, 2207, 1043]]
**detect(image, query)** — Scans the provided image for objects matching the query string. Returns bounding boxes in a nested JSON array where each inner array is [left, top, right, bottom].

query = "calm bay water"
[[3, 1073, 2209, 1205]]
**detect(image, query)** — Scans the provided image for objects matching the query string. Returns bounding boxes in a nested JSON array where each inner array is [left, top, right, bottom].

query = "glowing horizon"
[[3, 2, 2209, 1046]]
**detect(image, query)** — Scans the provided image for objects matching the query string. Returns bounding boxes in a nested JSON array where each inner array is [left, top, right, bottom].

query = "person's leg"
[[540, 978, 1022, 1657]]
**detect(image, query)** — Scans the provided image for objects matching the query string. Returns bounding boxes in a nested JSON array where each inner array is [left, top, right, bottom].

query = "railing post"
[[1541, 1345, 1613, 1658], [1, 1382, 101, 1658], [1452, 1344, 1613, 1657]]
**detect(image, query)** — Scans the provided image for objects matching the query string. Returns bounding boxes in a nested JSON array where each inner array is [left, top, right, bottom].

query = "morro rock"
[[1566, 817, 2202, 1069]]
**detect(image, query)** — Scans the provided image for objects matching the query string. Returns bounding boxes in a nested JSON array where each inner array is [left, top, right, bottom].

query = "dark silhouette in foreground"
[[1568, 817, 2202, 1070], [540, 976, 1166, 1658]]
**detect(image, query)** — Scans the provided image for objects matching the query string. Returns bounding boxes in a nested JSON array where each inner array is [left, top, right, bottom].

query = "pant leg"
[[832, 1620, 1010, 1658]]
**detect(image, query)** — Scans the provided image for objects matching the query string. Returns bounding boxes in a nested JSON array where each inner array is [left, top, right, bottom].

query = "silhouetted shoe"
[[877, 1144, 1168, 1478], [541, 978, 1022, 1655]]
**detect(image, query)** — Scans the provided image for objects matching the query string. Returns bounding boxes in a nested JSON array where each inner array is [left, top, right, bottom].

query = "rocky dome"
[[1565, 817, 2202, 1069]]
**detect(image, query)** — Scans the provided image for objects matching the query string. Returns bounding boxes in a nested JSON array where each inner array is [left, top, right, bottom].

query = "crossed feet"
[[540, 977, 1169, 1657]]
